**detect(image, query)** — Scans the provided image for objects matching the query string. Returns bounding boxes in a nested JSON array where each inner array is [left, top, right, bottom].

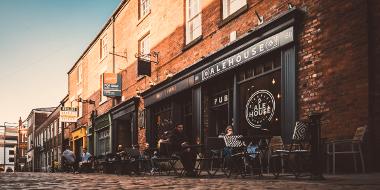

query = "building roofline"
[[67, 0, 130, 75], [37, 106, 61, 131]]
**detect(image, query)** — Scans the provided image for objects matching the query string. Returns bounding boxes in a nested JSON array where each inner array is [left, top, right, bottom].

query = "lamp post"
[[3, 122, 18, 172]]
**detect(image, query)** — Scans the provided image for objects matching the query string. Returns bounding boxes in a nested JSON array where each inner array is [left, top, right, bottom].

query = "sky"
[[0, 0, 121, 125]]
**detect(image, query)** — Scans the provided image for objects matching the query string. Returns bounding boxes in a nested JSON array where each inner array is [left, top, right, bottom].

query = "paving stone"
[[0, 172, 379, 189]]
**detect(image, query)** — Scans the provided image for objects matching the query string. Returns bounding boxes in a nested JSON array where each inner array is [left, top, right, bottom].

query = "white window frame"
[[140, 0, 151, 19], [186, 0, 202, 44], [100, 74, 107, 104], [77, 64, 82, 84], [222, 0, 247, 19], [139, 33, 150, 60], [78, 95, 83, 118], [100, 35, 108, 60]]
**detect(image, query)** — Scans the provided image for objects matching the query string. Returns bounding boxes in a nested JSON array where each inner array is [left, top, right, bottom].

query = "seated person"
[[79, 147, 92, 172], [126, 145, 141, 175], [168, 124, 197, 177], [62, 145, 77, 173], [222, 126, 234, 158], [116, 144, 127, 159]]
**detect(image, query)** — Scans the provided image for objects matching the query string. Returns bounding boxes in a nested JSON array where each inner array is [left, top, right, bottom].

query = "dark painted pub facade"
[[142, 9, 302, 147]]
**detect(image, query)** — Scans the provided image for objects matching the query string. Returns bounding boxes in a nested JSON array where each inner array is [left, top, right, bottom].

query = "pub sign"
[[103, 73, 122, 97]]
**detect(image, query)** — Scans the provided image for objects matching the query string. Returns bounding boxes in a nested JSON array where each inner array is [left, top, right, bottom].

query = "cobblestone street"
[[0, 172, 379, 190]]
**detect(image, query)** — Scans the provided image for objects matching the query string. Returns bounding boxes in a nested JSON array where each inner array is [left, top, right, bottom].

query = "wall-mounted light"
[[164, 70, 174, 79], [255, 10, 264, 25], [75, 97, 95, 105], [148, 78, 156, 87], [288, 3, 294, 9], [136, 87, 142, 97]]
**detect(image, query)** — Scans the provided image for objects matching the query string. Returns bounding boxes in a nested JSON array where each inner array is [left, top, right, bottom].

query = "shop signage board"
[[245, 90, 276, 128], [103, 73, 122, 97], [59, 107, 78, 123], [194, 27, 294, 84], [137, 58, 151, 76], [144, 76, 194, 107], [211, 91, 229, 107]]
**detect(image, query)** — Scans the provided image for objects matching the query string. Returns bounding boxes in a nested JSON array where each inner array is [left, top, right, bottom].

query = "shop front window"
[[206, 74, 233, 137], [97, 129, 110, 155], [239, 53, 281, 136]]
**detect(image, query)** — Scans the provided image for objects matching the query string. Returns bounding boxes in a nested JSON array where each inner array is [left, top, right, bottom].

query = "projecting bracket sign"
[[103, 73, 122, 97]]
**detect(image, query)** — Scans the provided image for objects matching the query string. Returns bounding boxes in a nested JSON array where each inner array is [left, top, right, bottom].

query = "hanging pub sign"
[[245, 90, 275, 128], [211, 91, 229, 107], [137, 58, 151, 76], [60, 107, 78, 123], [194, 27, 294, 84], [103, 73, 122, 97]]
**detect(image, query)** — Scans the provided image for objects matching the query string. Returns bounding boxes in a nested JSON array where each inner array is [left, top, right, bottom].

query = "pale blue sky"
[[0, 0, 120, 124]]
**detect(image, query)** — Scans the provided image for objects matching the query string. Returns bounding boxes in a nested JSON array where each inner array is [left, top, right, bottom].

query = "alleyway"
[[0, 172, 379, 189]]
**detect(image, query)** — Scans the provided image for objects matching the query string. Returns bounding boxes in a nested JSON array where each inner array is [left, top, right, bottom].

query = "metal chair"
[[195, 137, 225, 177], [269, 121, 311, 178], [223, 135, 250, 178], [326, 125, 367, 174], [268, 136, 288, 176], [150, 142, 181, 176]]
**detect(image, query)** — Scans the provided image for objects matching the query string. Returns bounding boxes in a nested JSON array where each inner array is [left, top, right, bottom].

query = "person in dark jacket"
[[169, 124, 197, 177]]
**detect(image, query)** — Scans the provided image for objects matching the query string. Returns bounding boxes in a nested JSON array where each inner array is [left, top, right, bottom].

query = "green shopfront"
[[93, 113, 111, 156]]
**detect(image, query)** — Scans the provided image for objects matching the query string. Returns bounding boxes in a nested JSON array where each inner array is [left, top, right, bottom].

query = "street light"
[[3, 122, 18, 172]]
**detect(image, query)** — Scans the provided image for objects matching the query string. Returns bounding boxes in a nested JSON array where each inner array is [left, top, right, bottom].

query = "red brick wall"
[[297, 0, 369, 139], [70, 0, 373, 152], [118, 0, 370, 141]]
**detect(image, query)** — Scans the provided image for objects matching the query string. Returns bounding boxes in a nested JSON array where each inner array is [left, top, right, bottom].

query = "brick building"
[[65, 0, 380, 171], [33, 106, 63, 172], [25, 107, 55, 172], [16, 117, 28, 171]]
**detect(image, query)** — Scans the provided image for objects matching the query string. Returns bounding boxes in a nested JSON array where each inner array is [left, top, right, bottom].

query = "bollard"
[[308, 112, 324, 180]]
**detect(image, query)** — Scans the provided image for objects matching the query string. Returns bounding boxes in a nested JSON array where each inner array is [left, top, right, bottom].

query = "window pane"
[[223, 0, 246, 19], [263, 61, 273, 72], [186, 0, 201, 44]]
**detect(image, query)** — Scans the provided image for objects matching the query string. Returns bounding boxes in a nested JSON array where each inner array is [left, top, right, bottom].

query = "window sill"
[[137, 10, 151, 26], [98, 54, 107, 64], [182, 35, 203, 52], [99, 98, 108, 106], [218, 4, 248, 28]]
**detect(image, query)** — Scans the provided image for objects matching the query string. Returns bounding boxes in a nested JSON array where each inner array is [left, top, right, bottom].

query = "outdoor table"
[[241, 134, 273, 175]]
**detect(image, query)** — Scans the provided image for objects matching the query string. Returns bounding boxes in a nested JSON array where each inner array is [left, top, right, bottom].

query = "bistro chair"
[[223, 135, 250, 178], [150, 142, 181, 176], [325, 125, 367, 174], [195, 137, 226, 177], [123, 147, 142, 175], [269, 121, 311, 178], [268, 136, 288, 176]]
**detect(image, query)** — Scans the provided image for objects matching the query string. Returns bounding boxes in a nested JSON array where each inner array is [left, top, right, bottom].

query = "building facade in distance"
[[25, 107, 55, 172], [0, 122, 18, 172]]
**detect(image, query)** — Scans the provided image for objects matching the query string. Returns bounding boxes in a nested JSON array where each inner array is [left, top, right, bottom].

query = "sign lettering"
[[194, 27, 293, 84], [245, 90, 275, 128]]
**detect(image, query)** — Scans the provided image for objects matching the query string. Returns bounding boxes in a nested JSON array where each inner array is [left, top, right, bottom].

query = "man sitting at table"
[[79, 147, 92, 173], [169, 123, 197, 177]]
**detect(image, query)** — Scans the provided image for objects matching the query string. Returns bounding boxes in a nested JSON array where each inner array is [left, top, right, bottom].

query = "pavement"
[[0, 172, 380, 190]]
